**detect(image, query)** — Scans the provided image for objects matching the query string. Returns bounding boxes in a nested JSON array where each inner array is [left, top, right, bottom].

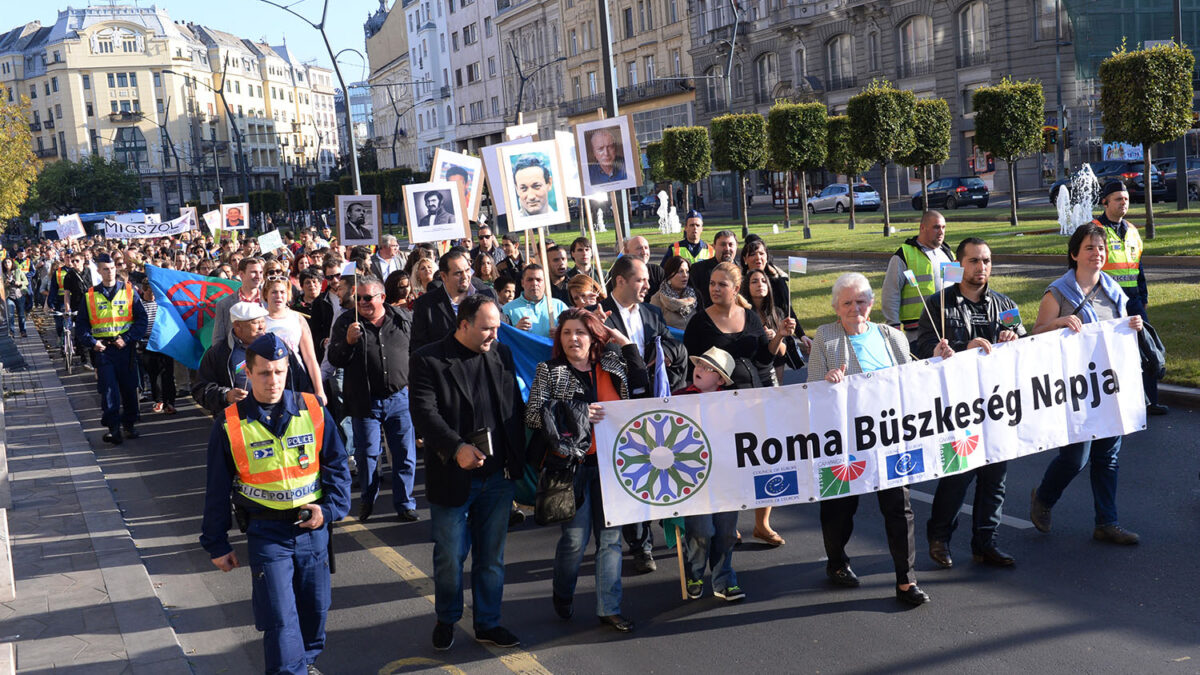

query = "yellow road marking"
[[340, 519, 553, 675]]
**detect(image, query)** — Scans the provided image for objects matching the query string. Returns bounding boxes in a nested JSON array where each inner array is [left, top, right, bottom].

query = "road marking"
[[378, 656, 467, 674], [908, 488, 1035, 530], [340, 519, 553, 675]]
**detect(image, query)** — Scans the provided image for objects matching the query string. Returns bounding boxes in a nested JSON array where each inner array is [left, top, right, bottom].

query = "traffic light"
[[1065, 129, 1074, 149], [1042, 126, 1059, 153]]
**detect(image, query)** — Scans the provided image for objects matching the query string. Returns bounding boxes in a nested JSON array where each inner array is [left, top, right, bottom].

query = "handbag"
[[534, 460, 578, 525], [533, 399, 592, 525], [1137, 320, 1166, 380]]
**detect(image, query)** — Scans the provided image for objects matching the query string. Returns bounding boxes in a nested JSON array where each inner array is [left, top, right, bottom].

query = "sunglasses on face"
[[356, 294, 380, 303]]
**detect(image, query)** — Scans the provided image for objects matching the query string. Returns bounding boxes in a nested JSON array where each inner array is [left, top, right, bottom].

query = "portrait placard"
[[404, 181, 468, 244], [336, 194, 381, 246], [497, 139, 571, 231], [575, 115, 642, 195], [431, 148, 484, 221]]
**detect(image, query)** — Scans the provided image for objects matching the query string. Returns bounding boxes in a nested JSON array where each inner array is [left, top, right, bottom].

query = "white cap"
[[230, 302, 268, 322]]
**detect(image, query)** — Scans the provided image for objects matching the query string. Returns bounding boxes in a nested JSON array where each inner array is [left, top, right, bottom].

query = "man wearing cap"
[[75, 253, 147, 444], [882, 210, 953, 350], [661, 211, 714, 267], [1092, 180, 1165, 415], [193, 302, 314, 418], [200, 333, 350, 675]]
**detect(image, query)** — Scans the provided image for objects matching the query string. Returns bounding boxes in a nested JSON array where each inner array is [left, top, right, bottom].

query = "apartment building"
[[365, 0, 419, 171], [447, 0, 505, 154]]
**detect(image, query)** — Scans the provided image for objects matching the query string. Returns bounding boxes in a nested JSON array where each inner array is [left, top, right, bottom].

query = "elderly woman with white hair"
[[806, 272, 929, 606]]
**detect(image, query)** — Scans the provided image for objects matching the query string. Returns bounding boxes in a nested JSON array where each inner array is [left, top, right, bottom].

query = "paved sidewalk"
[[0, 327, 190, 673]]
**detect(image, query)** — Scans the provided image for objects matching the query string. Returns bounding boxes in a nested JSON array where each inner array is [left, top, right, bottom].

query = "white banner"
[[104, 211, 195, 238], [594, 319, 1146, 527], [56, 213, 86, 240]]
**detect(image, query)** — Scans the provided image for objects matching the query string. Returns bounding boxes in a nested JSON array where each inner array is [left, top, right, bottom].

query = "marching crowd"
[[2, 179, 1162, 675]]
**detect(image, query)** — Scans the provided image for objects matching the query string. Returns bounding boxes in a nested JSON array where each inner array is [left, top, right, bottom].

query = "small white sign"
[[258, 229, 285, 254], [788, 256, 808, 275]]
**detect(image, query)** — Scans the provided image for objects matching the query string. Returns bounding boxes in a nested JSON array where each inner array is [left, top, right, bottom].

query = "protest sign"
[[593, 319, 1145, 527], [104, 211, 195, 239], [258, 229, 284, 254], [56, 213, 86, 240], [202, 210, 222, 236]]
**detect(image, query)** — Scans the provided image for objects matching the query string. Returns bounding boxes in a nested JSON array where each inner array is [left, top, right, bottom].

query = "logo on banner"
[[613, 410, 711, 505], [818, 455, 867, 497], [940, 431, 980, 474], [754, 471, 799, 500], [885, 450, 925, 480]]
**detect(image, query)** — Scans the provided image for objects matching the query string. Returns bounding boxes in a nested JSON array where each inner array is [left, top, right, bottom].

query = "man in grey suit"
[[370, 234, 408, 281], [210, 257, 265, 348]]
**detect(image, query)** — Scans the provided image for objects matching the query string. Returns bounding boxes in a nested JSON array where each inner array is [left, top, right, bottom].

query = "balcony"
[[561, 92, 606, 118], [43, 119, 54, 129], [617, 79, 690, 106], [28, 122, 40, 131], [897, 58, 935, 80], [35, 147, 57, 158], [108, 111, 143, 123], [440, 85, 451, 99], [826, 74, 857, 91], [957, 46, 990, 69]]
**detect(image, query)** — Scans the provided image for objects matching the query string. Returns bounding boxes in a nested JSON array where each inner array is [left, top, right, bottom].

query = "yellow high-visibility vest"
[[223, 393, 325, 510]]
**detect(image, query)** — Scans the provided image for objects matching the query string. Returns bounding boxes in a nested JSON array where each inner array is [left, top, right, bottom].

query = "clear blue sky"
[[0, 0, 380, 82]]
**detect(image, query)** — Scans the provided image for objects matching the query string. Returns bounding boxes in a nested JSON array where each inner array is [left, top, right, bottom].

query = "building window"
[[235, 81, 241, 94], [464, 23, 477, 45], [120, 100, 131, 113], [569, 29, 578, 56], [44, 82, 50, 96], [627, 61, 638, 87], [826, 34, 854, 89], [29, 85, 36, 99], [485, 17, 493, 37], [704, 66, 724, 111], [644, 55, 655, 82], [129, 72, 137, 87], [755, 53, 778, 102], [117, 72, 128, 87], [52, 50, 61, 63], [50, 77, 58, 93], [1034, 0, 1069, 40], [669, 0, 678, 23], [54, 103, 62, 119], [110, 101, 118, 114], [624, 8, 635, 39], [86, 102, 93, 117], [733, 63, 743, 98], [467, 62, 480, 82], [958, 2, 988, 66], [456, 69, 464, 86], [107, 73, 115, 88], [587, 71, 598, 94], [573, 76, 581, 99], [452, 32, 459, 51], [638, 1, 647, 30], [491, 96, 499, 115], [488, 56, 496, 77], [897, 15, 934, 77], [867, 31, 880, 71]]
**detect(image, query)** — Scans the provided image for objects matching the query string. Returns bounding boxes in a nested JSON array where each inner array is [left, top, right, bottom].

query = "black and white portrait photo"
[[337, 194, 381, 246], [404, 181, 468, 244]]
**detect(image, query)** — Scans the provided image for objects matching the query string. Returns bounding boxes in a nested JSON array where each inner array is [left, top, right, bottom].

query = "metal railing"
[[957, 47, 989, 69], [34, 148, 57, 158], [826, 74, 857, 91], [616, 79, 686, 106], [897, 57, 935, 79]]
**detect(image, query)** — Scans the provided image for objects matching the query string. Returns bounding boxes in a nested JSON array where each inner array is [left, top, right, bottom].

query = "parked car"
[[1048, 160, 1163, 204], [806, 183, 880, 213], [911, 176, 989, 210], [1152, 157, 1200, 203]]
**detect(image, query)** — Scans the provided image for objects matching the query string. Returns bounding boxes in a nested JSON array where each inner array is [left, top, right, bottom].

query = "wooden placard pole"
[[675, 524, 687, 599], [593, 108, 626, 254], [537, 226, 552, 334]]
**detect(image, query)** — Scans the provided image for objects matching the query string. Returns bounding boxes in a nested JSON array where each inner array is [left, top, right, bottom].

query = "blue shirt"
[[504, 294, 568, 338], [847, 323, 894, 373], [199, 390, 351, 559]]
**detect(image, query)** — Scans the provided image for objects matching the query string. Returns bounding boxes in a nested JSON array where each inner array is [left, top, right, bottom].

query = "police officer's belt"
[[248, 507, 304, 522]]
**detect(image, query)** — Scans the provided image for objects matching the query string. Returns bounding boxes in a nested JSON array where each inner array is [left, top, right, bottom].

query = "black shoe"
[[432, 622, 454, 651], [307, 665, 323, 675], [475, 625, 520, 648], [102, 430, 123, 445], [632, 551, 656, 574], [1093, 524, 1140, 545], [598, 614, 634, 633], [121, 425, 138, 439], [399, 509, 420, 522], [1147, 403, 1169, 416], [1030, 487, 1052, 533], [552, 593, 573, 619], [929, 540, 953, 569], [972, 545, 1016, 567], [896, 584, 931, 606], [358, 501, 373, 523], [508, 507, 526, 529], [827, 566, 860, 588]]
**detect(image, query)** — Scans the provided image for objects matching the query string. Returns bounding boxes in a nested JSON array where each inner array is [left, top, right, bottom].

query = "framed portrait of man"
[[575, 115, 641, 195], [431, 148, 484, 222], [497, 139, 570, 231], [221, 202, 250, 230], [404, 181, 468, 244], [481, 136, 534, 217], [336, 194, 381, 246]]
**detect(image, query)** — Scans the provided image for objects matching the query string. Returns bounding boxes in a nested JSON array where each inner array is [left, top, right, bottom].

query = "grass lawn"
[[787, 271, 1200, 389], [628, 208, 1200, 256]]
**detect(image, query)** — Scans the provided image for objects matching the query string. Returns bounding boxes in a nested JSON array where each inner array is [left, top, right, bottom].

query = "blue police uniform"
[[200, 334, 351, 675], [74, 277, 147, 441]]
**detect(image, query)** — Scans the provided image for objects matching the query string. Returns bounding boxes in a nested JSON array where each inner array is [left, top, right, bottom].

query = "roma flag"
[[145, 264, 240, 369]]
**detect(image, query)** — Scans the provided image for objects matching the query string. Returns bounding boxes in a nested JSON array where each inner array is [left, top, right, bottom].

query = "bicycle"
[[54, 309, 76, 375]]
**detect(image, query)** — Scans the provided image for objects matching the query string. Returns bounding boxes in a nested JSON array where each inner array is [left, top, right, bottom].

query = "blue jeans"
[[351, 388, 416, 513], [247, 519, 330, 675], [927, 461, 1008, 552], [6, 298, 24, 335], [428, 472, 515, 629], [683, 511, 739, 593], [553, 463, 624, 616], [1036, 436, 1122, 526]]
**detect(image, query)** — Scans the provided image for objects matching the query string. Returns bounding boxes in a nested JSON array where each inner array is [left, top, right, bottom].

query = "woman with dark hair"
[[1029, 222, 1145, 545], [741, 235, 792, 318], [384, 269, 414, 309], [525, 308, 648, 634], [649, 256, 697, 330], [472, 252, 499, 287]]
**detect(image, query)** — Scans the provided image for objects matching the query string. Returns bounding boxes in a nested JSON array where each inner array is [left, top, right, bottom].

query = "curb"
[[1158, 384, 1200, 410]]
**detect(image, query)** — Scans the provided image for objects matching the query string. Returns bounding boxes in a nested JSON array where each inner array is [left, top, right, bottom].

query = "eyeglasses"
[[480, 234, 492, 239], [355, 294, 380, 303], [266, 273, 287, 281]]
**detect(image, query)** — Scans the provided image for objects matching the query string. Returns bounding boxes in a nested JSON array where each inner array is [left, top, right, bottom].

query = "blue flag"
[[145, 265, 241, 370], [653, 336, 670, 398], [497, 322, 553, 401]]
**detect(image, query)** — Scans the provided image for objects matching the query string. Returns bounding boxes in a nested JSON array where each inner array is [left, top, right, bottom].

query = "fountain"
[[1056, 164, 1101, 236]]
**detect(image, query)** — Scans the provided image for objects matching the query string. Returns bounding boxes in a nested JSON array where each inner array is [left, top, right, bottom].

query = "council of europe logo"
[[754, 471, 799, 500], [885, 450, 925, 480], [613, 410, 711, 506]]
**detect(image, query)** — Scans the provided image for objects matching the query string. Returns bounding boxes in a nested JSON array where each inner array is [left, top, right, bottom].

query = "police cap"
[[247, 332, 289, 362], [1100, 180, 1128, 202]]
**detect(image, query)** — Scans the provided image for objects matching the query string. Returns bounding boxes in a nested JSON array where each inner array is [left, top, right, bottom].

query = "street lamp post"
[[509, 45, 566, 127], [164, 66, 249, 203]]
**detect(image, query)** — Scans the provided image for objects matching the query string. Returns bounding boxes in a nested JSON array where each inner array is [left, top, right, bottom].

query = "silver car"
[[806, 183, 881, 213]]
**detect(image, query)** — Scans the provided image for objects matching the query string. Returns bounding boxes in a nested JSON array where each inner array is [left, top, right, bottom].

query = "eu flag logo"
[[754, 471, 799, 500], [885, 451, 925, 480]]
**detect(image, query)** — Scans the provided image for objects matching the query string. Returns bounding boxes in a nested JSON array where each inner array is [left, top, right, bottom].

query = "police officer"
[[200, 333, 350, 675], [661, 210, 714, 267], [75, 253, 147, 444], [1093, 180, 1165, 415], [882, 210, 953, 350]]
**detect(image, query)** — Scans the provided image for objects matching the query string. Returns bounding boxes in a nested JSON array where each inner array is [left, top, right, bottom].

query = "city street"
[[35, 285, 1200, 675]]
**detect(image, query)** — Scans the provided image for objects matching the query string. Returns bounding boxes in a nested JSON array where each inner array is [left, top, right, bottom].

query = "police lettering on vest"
[[223, 392, 326, 510], [86, 285, 135, 339]]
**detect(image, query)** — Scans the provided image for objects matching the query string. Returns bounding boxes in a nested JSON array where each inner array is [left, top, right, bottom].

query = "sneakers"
[[713, 585, 745, 602], [474, 625, 520, 648], [164, 404, 176, 414], [632, 551, 656, 574], [1093, 524, 1139, 545], [1030, 488, 1052, 533], [152, 402, 164, 413], [686, 579, 703, 600], [432, 622, 454, 651]]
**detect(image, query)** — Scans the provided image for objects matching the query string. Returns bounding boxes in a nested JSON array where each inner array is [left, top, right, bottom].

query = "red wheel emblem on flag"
[[166, 279, 236, 333], [951, 433, 980, 457]]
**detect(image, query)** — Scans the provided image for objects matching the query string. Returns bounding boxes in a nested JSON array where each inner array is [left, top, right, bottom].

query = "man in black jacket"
[[915, 237, 1025, 571], [410, 295, 525, 652], [327, 275, 417, 523], [411, 250, 496, 352], [689, 230, 739, 307]]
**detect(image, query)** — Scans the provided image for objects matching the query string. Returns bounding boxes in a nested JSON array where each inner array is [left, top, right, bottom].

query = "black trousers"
[[820, 486, 916, 586], [623, 521, 654, 554], [926, 461, 1008, 552], [143, 349, 176, 405]]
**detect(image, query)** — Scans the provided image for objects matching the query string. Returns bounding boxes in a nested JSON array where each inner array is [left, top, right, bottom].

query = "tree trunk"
[[783, 171, 791, 230], [920, 167, 929, 212], [1008, 158, 1019, 227], [740, 171, 750, 239], [848, 174, 856, 230], [880, 163, 891, 237], [1143, 144, 1156, 239], [801, 171, 811, 239]]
